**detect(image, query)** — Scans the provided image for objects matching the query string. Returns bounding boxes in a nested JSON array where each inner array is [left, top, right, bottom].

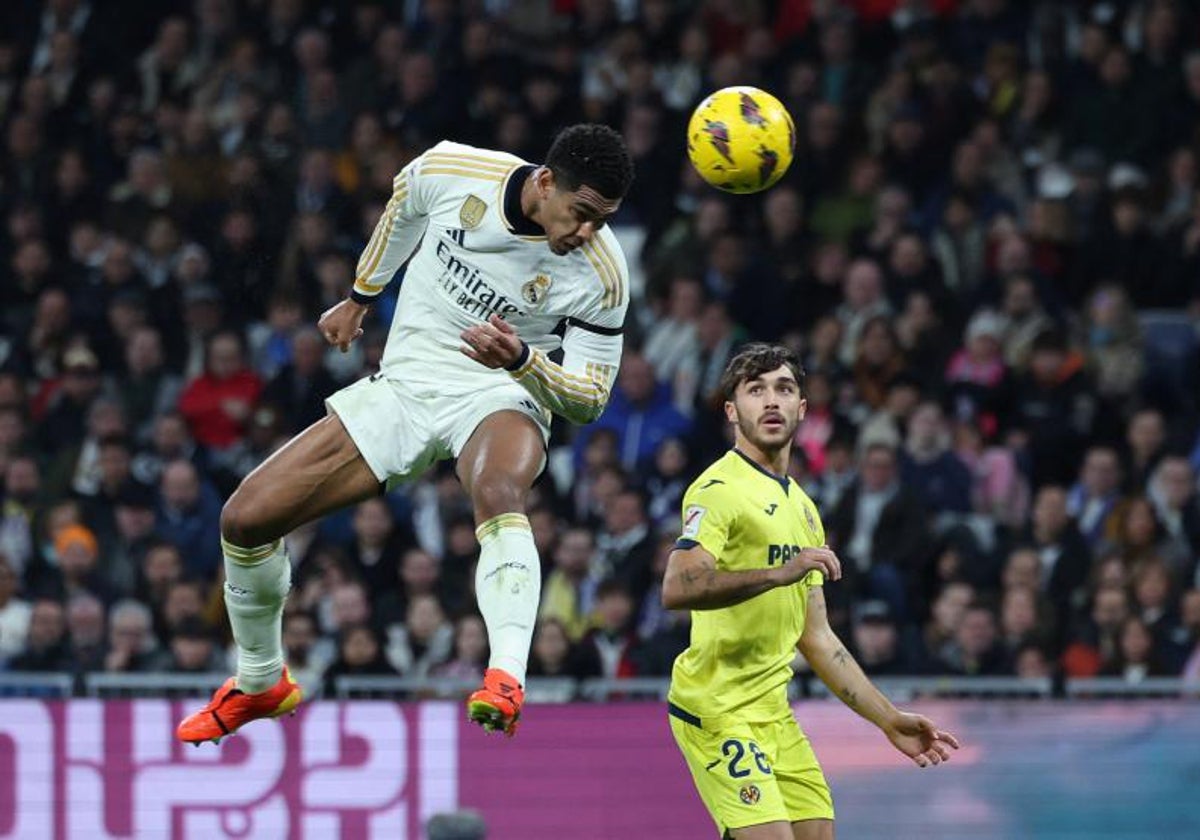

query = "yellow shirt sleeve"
[[677, 480, 736, 562]]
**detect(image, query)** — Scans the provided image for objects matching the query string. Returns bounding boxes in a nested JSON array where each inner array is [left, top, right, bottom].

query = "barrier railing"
[[1064, 676, 1200, 698], [84, 672, 229, 699], [0, 672, 1196, 700], [0, 672, 74, 698], [805, 675, 1055, 701]]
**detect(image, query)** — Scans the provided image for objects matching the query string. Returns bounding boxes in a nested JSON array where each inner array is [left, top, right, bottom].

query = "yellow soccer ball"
[[686, 86, 796, 195]]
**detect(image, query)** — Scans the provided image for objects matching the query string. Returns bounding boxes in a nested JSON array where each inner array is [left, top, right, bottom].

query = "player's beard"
[[736, 410, 798, 456]]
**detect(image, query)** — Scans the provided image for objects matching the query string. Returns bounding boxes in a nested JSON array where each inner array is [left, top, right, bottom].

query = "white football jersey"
[[351, 141, 629, 424]]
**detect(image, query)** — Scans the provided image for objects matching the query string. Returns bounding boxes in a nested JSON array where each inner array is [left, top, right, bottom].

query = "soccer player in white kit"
[[177, 125, 634, 741]]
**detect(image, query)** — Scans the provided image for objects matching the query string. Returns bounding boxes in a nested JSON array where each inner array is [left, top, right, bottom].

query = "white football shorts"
[[325, 371, 552, 489]]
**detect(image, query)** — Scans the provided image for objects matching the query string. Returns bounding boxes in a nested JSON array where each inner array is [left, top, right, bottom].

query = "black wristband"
[[505, 341, 531, 371], [349, 289, 376, 306]]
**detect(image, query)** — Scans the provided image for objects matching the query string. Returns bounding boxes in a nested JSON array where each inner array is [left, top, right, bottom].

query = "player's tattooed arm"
[[662, 546, 782, 610], [664, 541, 839, 610], [798, 586, 902, 730]]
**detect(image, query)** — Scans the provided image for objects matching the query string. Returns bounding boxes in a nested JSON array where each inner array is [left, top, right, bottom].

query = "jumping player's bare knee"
[[221, 485, 277, 547], [470, 473, 527, 522]]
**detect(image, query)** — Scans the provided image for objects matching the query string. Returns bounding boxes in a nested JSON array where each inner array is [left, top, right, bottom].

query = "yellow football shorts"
[[669, 705, 834, 837]]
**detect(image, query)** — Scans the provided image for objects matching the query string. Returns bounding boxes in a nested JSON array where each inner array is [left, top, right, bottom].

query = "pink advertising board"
[[1, 699, 1197, 839], [0, 700, 712, 839]]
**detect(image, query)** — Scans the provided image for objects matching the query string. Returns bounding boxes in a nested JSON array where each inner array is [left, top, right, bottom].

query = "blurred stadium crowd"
[[1, 0, 1200, 699]]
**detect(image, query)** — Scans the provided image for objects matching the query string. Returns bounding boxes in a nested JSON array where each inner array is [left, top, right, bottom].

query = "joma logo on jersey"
[[435, 239, 524, 318], [766, 544, 803, 566]]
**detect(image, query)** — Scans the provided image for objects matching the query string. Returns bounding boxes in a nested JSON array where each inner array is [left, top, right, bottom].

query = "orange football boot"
[[467, 667, 524, 736], [176, 667, 303, 745]]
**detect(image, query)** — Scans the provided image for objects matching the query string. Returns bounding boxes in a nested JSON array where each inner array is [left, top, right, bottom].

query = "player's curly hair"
[[720, 343, 806, 400], [545, 124, 634, 200]]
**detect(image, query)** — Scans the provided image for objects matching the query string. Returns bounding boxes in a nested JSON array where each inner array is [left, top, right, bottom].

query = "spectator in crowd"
[[954, 419, 1029, 530], [153, 458, 220, 578], [432, 613, 489, 681], [1062, 585, 1133, 678], [0, 553, 32, 662], [322, 623, 398, 697], [849, 599, 915, 676], [1148, 456, 1200, 562], [919, 581, 976, 671], [540, 526, 598, 642], [582, 352, 691, 474], [1104, 495, 1191, 571], [527, 617, 601, 681], [998, 586, 1053, 660], [375, 547, 445, 629], [177, 330, 263, 452], [594, 488, 655, 603], [828, 442, 929, 620], [345, 497, 407, 597], [577, 580, 640, 680], [282, 609, 327, 698], [1067, 446, 1125, 548], [8, 598, 70, 672], [1102, 616, 1171, 681], [1009, 329, 1097, 487], [385, 593, 453, 678], [116, 325, 183, 442], [261, 326, 338, 434], [1123, 408, 1167, 493], [900, 401, 973, 515], [1023, 485, 1092, 619], [104, 599, 162, 673], [643, 276, 703, 403], [66, 592, 107, 672], [937, 600, 1009, 676], [644, 438, 690, 530], [0, 455, 40, 578]]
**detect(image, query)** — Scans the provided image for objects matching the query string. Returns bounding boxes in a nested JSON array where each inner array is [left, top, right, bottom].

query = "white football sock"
[[474, 513, 541, 685], [222, 538, 291, 694]]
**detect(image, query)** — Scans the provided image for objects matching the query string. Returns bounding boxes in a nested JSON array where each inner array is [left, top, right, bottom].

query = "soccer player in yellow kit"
[[663, 344, 960, 839]]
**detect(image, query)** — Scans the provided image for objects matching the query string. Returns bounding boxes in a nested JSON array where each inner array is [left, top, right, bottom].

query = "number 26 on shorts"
[[721, 739, 772, 778]]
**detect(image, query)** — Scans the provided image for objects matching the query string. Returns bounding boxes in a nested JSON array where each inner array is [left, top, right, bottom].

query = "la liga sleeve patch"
[[682, 505, 706, 538]]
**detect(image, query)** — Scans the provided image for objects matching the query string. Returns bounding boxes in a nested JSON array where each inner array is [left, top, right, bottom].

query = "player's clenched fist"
[[317, 299, 367, 352], [771, 546, 842, 585]]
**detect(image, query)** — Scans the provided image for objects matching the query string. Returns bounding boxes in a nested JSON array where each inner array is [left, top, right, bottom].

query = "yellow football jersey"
[[669, 449, 825, 726]]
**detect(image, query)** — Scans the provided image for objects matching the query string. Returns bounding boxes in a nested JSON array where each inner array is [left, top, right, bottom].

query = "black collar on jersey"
[[503, 164, 546, 236], [732, 447, 790, 494]]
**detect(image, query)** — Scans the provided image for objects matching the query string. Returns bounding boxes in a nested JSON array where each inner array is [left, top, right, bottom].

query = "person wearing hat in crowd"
[[851, 599, 915, 676], [179, 282, 225, 380], [48, 522, 116, 605], [36, 344, 107, 455], [108, 481, 160, 596], [1008, 328, 1098, 488], [945, 309, 1010, 438]]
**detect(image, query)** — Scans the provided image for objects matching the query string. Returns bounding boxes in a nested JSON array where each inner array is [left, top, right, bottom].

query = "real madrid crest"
[[521, 273, 552, 307], [460, 195, 487, 229]]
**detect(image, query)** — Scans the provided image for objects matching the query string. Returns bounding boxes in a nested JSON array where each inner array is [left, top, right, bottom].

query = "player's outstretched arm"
[[662, 544, 840, 610], [798, 585, 960, 768]]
